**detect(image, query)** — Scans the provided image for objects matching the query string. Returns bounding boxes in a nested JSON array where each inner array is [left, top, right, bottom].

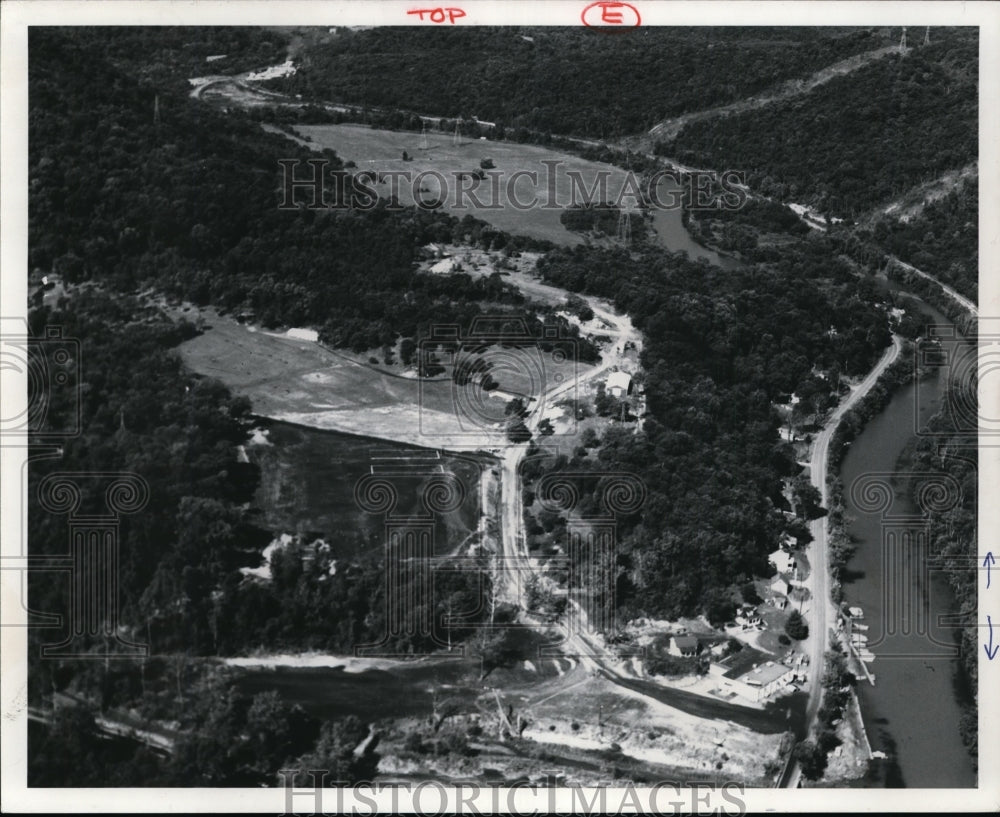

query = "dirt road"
[[496, 290, 639, 607]]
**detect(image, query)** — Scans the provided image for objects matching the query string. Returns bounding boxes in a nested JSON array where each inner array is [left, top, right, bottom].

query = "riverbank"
[[832, 292, 977, 787], [785, 335, 903, 787]]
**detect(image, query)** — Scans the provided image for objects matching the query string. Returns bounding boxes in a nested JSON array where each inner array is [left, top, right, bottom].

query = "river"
[[648, 174, 741, 269], [838, 287, 976, 787]]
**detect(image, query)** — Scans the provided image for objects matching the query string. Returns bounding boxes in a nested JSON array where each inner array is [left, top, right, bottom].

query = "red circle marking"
[[581, 1, 641, 28]]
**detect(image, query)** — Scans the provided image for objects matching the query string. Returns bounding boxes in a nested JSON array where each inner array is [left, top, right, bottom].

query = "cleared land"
[[247, 422, 484, 558], [231, 657, 784, 785], [292, 123, 642, 246], [176, 306, 576, 451], [175, 247, 627, 452]]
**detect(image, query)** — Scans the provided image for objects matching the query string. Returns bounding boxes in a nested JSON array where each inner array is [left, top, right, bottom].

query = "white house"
[[607, 371, 632, 398], [735, 604, 762, 628], [710, 648, 795, 703]]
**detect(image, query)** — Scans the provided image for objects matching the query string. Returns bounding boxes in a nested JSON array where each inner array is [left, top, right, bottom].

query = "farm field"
[[292, 123, 643, 246], [176, 304, 587, 451]]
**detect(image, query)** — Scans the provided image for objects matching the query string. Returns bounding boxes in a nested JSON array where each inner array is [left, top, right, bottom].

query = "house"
[[709, 647, 795, 703], [607, 371, 632, 398], [767, 548, 787, 571], [668, 634, 700, 658], [735, 604, 762, 628], [770, 575, 790, 597]]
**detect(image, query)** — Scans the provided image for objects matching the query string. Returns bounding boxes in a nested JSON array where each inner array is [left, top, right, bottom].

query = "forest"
[[25, 28, 529, 784], [684, 196, 811, 260], [29, 29, 566, 355], [859, 178, 978, 302], [907, 382, 979, 765], [662, 31, 978, 218], [277, 27, 888, 138], [64, 26, 290, 90], [24, 24, 960, 786], [532, 238, 892, 621]]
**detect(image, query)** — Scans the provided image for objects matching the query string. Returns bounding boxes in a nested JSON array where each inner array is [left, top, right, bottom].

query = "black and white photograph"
[[1, 1, 998, 812]]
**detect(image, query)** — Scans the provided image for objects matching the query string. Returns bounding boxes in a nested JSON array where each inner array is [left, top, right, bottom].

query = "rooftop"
[[741, 661, 792, 686], [716, 646, 790, 683], [672, 635, 699, 650], [607, 371, 632, 391]]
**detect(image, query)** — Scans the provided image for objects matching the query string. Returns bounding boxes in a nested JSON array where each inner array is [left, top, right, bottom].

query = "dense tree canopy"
[[663, 32, 977, 217], [532, 239, 891, 619], [280, 27, 888, 138]]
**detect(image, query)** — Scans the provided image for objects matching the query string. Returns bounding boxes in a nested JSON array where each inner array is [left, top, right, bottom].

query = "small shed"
[[607, 371, 633, 398]]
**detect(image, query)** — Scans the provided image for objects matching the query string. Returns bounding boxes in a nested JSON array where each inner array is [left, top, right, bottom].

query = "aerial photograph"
[[5, 13, 988, 809]]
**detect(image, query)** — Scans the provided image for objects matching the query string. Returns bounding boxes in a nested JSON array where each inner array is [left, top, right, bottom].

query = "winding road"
[[783, 333, 903, 787], [889, 258, 978, 318], [496, 292, 639, 610]]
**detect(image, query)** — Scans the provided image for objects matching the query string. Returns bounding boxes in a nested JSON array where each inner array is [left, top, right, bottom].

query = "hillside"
[[277, 27, 889, 138], [661, 30, 977, 218]]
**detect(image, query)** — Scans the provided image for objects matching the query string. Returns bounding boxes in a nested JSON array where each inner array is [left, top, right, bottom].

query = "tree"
[[506, 420, 532, 444], [794, 739, 827, 780], [792, 475, 826, 520], [741, 580, 761, 605], [294, 715, 378, 785], [471, 627, 519, 680], [525, 574, 566, 618], [399, 338, 416, 366], [785, 609, 809, 640], [505, 397, 528, 418]]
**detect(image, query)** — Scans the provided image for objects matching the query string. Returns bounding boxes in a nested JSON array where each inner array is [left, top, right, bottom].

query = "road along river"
[[837, 288, 976, 788]]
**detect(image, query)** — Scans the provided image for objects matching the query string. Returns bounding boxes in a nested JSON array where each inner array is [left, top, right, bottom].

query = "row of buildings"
[[665, 635, 803, 704]]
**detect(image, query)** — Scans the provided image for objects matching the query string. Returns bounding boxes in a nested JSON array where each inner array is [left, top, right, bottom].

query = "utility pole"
[[899, 27, 907, 50], [924, 26, 930, 46]]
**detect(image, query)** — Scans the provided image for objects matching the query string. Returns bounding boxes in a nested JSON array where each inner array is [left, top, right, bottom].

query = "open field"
[[174, 244, 625, 450], [247, 421, 485, 559], [176, 307, 580, 450], [293, 123, 644, 246]]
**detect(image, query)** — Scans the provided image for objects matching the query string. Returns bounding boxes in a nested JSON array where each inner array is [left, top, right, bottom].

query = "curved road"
[[785, 334, 903, 787], [890, 258, 978, 318], [497, 295, 638, 608]]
